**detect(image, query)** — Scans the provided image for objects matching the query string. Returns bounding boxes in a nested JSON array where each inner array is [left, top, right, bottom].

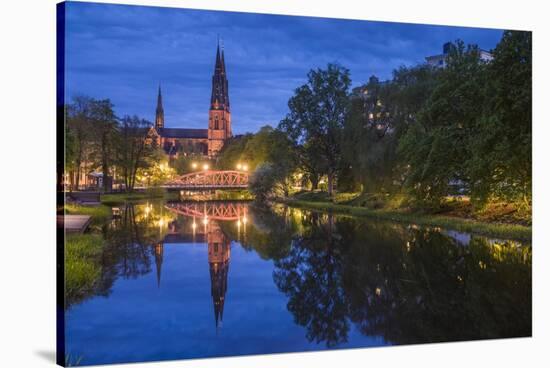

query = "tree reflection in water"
[[66, 202, 175, 308], [271, 208, 531, 347], [273, 212, 349, 347]]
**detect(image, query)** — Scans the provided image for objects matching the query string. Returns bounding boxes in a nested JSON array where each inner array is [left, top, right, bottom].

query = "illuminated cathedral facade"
[[149, 42, 232, 158]]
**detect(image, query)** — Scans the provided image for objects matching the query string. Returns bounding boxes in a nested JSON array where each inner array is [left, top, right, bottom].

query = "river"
[[65, 200, 531, 365]]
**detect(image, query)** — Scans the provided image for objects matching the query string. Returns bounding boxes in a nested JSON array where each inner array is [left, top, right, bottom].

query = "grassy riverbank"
[[100, 189, 179, 205], [64, 203, 112, 226], [280, 193, 531, 241], [65, 234, 104, 307]]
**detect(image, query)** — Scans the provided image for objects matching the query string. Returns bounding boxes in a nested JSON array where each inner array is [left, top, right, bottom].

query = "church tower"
[[155, 84, 164, 129], [208, 41, 232, 157]]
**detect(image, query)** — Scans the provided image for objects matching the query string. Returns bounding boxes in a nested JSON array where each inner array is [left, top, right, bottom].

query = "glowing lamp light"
[[203, 164, 209, 171], [242, 216, 248, 224], [236, 163, 242, 170], [203, 217, 208, 225], [191, 162, 198, 169], [192, 222, 197, 230], [242, 164, 248, 171]]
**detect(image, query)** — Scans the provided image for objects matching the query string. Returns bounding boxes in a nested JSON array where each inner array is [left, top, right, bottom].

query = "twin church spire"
[[153, 39, 232, 157], [211, 40, 230, 112]]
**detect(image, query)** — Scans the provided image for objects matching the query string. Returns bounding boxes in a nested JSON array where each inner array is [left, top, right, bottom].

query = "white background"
[[0, 0, 548, 367]]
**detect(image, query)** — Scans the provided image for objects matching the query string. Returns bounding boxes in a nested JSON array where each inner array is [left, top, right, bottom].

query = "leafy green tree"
[[279, 64, 352, 196], [469, 31, 532, 207], [137, 148, 174, 186], [249, 163, 284, 202], [173, 153, 205, 175], [398, 41, 488, 208], [89, 98, 118, 192], [115, 116, 155, 192], [216, 134, 254, 170], [66, 96, 95, 190]]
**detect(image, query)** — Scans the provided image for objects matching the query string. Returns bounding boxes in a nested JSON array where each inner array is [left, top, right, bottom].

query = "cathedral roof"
[[158, 127, 208, 139]]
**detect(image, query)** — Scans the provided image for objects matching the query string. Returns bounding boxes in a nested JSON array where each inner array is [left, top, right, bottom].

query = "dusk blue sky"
[[64, 1, 504, 134]]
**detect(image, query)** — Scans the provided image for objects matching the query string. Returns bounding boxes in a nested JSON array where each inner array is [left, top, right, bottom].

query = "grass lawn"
[[100, 190, 179, 205], [65, 233, 104, 307], [281, 192, 531, 241]]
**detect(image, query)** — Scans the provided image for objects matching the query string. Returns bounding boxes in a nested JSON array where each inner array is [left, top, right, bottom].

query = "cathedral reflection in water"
[[152, 202, 247, 329]]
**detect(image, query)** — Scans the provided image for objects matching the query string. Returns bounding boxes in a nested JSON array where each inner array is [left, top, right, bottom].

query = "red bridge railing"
[[163, 170, 249, 189]]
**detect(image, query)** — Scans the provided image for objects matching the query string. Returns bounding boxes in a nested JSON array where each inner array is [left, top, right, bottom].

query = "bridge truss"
[[163, 170, 249, 190]]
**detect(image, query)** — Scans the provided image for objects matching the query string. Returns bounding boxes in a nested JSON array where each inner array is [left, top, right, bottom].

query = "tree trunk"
[[327, 172, 334, 197], [75, 160, 81, 191], [310, 174, 319, 191], [102, 133, 109, 193]]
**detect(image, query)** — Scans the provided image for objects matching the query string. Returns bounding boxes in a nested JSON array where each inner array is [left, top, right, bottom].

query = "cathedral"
[[149, 42, 232, 158]]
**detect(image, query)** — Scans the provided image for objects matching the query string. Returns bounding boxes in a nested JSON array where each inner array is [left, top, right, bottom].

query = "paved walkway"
[[59, 215, 92, 233]]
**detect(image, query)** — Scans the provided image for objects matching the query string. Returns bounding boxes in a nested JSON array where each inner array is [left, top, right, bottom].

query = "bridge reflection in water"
[[154, 201, 248, 329]]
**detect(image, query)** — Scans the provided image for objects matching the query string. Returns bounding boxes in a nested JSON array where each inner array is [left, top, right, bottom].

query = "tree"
[[216, 134, 254, 170], [398, 41, 488, 208], [279, 64, 352, 196], [115, 116, 155, 192], [66, 96, 94, 190], [137, 148, 174, 187], [344, 77, 395, 193], [249, 163, 285, 202], [173, 153, 205, 175], [469, 31, 532, 207], [89, 99, 118, 192]]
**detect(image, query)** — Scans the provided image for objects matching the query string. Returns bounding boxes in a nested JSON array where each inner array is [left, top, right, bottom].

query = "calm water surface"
[[65, 201, 531, 365]]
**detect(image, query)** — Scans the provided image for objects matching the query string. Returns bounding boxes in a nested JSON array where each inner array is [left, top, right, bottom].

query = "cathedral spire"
[[211, 40, 229, 111], [154, 243, 164, 288], [214, 40, 222, 73], [155, 83, 164, 129], [221, 41, 226, 75]]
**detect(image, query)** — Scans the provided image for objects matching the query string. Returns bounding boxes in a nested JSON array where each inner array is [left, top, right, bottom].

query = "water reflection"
[[273, 208, 531, 346], [66, 201, 531, 363]]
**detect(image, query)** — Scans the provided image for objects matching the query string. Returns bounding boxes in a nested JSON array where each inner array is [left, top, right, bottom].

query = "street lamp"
[[242, 164, 248, 171], [203, 164, 209, 171], [191, 162, 198, 170], [236, 163, 242, 170]]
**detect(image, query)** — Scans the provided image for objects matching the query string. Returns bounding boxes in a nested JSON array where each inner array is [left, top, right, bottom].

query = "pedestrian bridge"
[[163, 170, 249, 190]]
